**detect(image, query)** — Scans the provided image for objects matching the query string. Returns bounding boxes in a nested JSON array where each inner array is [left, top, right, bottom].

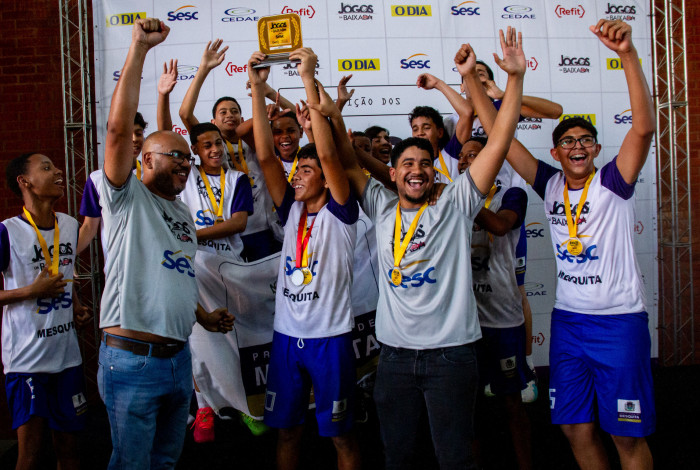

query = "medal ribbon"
[[484, 184, 498, 209], [286, 148, 301, 183], [226, 139, 250, 175], [563, 171, 595, 241], [199, 167, 226, 224], [135, 160, 142, 181], [23, 207, 59, 275], [295, 209, 317, 269], [433, 151, 453, 183], [393, 202, 428, 270]]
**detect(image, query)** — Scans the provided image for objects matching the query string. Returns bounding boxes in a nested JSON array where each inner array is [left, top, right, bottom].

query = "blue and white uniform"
[[533, 157, 654, 437]]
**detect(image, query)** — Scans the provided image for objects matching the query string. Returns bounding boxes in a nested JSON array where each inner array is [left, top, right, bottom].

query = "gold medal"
[[391, 268, 402, 286], [566, 238, 583, 256], [301, 267, 313, 285]]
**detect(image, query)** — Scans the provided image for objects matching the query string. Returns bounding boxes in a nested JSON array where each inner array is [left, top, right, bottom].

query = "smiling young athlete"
[[1, 153, 91, 470], [467, 19, 655, 469], [249, 48, 361, 470], [318, 28, 526, 469]]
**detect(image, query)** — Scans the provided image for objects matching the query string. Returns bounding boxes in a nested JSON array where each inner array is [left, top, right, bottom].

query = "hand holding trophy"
[[254, 13, 303, 68]]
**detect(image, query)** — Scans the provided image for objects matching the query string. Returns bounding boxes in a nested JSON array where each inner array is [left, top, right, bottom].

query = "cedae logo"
[[400, 53, 431, 69], [450, 1, 480, 16], [560, 114, 596, 125], [502, 5, 535, 19], [391, 5, 432, 16], [106, 12, 146, 27], [338, 58, 380, 71], [167, 5, 199, 21], [222, 8, 259, 22]]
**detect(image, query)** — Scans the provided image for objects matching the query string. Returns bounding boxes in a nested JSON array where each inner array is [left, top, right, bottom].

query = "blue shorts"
[[515, 223, 527, 286], [5, 365, 87, 431], [549, 309, 655, 437], [264, 331, 355, 436], [476, 324, 533, 395]]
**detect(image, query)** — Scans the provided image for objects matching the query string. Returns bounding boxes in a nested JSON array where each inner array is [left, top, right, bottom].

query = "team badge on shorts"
[[265, 391, 277, 411], [72, 392, 88, 416], [617, 399, 641, 423]]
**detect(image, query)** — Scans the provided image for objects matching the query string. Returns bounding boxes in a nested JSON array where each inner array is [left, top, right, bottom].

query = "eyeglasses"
[[150, 151, 195, 165], [557, 136, 597, 149]]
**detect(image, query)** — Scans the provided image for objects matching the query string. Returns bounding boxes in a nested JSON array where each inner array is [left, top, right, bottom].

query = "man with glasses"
[[96, 18, 234, 468], [465, 19, 655, 469]]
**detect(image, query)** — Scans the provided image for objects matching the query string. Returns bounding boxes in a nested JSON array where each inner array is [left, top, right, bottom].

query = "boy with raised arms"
[[249, 48, 361, 470], [465, 19, 655, 469], [318, 28, 526, 469], [97, 18, 233, 468], [1, 153, 91, 470]]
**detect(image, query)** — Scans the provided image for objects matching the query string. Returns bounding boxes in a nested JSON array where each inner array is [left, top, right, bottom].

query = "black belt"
[[103, 333, 185, 358]]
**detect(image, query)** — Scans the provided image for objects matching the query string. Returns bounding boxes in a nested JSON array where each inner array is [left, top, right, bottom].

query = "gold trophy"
[[254, 13, 303, 68]]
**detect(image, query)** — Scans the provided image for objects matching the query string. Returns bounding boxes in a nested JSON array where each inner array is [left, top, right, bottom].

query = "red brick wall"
[[686, 4, 700, 362]]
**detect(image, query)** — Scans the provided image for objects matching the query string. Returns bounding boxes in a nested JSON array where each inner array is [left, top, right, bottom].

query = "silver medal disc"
[[290, 268, 305, 286]]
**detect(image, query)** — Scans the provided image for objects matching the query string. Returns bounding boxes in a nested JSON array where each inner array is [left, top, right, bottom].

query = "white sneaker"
[[521, 379, 538, 403]]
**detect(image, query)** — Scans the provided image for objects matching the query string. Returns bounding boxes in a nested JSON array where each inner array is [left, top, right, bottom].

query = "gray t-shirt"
[[361, 173, 485, 349], [97, 172, 198, 341]]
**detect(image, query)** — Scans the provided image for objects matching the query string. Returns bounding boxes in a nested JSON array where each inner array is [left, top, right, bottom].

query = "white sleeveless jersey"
[[471, 170, 527, 328], [179, 167, 249, 260], [534, 159, 646, 314], [224, 141, 273, 236], [1, 213, 82, 374], [274, 191, 358, 339], [351, 209, 379, 316]]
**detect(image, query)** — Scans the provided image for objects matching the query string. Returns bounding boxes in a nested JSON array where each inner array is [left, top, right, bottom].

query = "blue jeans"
[[374, 344, 478, 470], [98, 340, 192, 470]]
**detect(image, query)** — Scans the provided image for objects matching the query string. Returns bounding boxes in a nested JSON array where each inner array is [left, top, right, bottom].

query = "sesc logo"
[[177, 64, 198, 80], [400, 53, 431, 69], [161, 250, 195, 277], [106, 12, 146, 27], [525, 222, 544, 238], [338, 58, 380, 71], [36, 293, 72, 315], [560, 113, 596, 125], [388, 266, 436, 288], [167, 5, 199, 21], [606, 57, 642, 70], [502, 5, 535, 19], [222, 7, 259, 22], [554, 4, 585, 18], [614, 108, 632, 125], [450, 1, 481, 16], [391, 5, 432, 16], [556, 243, 598, 264]]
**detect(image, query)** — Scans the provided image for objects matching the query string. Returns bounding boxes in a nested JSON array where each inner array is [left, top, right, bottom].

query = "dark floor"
[[1, 365, 699, 469]]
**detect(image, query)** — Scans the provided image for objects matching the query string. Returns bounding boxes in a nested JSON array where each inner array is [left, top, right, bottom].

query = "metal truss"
[[59, 0, 101, 392], [652, 0, 694, 365]]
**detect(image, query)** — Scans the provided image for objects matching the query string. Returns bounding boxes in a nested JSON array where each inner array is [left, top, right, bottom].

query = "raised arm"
[[157, 59, 178, 131], [458, 44, 538, 186], [105, 18, 169, 187], [592, 19, 654, 183], [483, 80, 563, 119], [248, 53, 288, 207], [292, 48, 350, 204], [336, 75, 355, 112], [178, 39, 228, 132], [460, 28, 525, 194], [417, 72, 474, 143]]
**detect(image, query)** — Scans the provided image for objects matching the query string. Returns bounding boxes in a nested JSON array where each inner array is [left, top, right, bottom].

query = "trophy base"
[[253, 53, 301, 68]]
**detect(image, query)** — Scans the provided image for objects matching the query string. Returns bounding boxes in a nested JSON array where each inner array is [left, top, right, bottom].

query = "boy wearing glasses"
[[466, 19, 655, 469]]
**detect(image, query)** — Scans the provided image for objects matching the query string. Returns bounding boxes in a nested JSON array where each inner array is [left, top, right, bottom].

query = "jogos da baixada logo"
[[450, 1, 481, 16], [605, 3, 637, 21], [167, 5, 199, 21], [338, 58, 380, 71], [106, 11, 146, 27], [221, 7, 259, 22], [501, 5, 535, 19], [558, 55, 591, 73], [391, 5, 432, 16], [338, 3, 375, 20], [400, 53, 431, 69]]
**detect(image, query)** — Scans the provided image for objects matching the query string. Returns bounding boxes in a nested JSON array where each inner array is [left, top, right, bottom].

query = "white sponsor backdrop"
[[92, 0, 657, 365]]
